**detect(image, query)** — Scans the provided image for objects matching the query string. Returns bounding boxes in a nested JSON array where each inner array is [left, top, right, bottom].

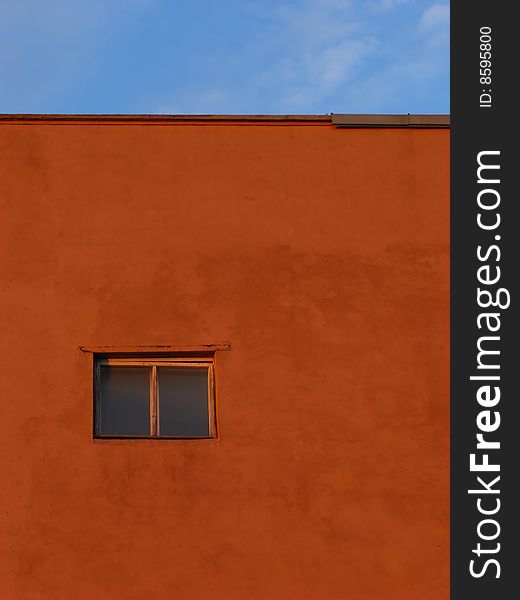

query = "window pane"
[[158, 368, 209, 437], [99, 366, 150, 436]]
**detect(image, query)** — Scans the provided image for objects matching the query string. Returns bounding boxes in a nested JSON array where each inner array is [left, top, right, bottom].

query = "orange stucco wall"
[[0, 118, 449, 600]]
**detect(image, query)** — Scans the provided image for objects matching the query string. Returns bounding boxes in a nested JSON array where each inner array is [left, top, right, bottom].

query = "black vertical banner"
[[451, 2, 518, 598]]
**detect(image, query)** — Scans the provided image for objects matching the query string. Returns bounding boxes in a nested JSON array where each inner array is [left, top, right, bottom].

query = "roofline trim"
[[0, 113, 450, 127], [332, 114, 450, 128], [0, 114, 331, 124]]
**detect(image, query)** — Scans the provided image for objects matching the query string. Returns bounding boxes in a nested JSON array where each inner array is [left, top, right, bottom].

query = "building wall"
[[0, 117, 449, 600]]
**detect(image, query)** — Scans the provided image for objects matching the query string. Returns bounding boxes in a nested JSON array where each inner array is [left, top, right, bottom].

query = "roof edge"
[[0, 114, 331, 124], [0, 113, 450, 127], [332, 114, 450, 128]]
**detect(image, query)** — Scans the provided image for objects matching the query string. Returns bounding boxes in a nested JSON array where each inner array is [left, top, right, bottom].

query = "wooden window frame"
[[94, 356, 216, 439]]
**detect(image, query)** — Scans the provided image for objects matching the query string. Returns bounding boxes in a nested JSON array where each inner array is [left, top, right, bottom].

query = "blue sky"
[[0, 0, 449, 115]]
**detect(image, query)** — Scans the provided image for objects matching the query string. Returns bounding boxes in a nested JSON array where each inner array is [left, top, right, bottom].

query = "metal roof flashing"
[[0, 113, 450, 127], [332, 114, 450, 128]]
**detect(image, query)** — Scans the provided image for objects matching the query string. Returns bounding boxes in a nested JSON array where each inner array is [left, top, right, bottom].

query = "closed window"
[[94, 357, 216, 438]]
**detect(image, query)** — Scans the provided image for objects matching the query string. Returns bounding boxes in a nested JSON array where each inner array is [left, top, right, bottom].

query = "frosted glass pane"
[[158, 368, 209, 437], [99, 366, 150, 435]]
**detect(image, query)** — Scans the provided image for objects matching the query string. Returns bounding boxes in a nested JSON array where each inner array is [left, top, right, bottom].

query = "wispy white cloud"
[[0, 0, 155, 110], [1, 0, 448, 114], [340, 1, 449, 112], [0, 0, 153, 34], [378, 0, 413, 8], [254, 0, 377, 110], [366, 0, 414, 12], [419, 2, 449, 30], [156, 0, 378, 113], [278, 38, 377, 110], [418, 2, 449, 46]]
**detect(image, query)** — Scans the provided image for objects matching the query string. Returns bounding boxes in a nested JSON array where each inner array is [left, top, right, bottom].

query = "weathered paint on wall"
[[0, 117, 449, 600]]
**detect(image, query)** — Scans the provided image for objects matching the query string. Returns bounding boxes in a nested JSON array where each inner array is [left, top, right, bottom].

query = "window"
[[94, 357, 216, 438]]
